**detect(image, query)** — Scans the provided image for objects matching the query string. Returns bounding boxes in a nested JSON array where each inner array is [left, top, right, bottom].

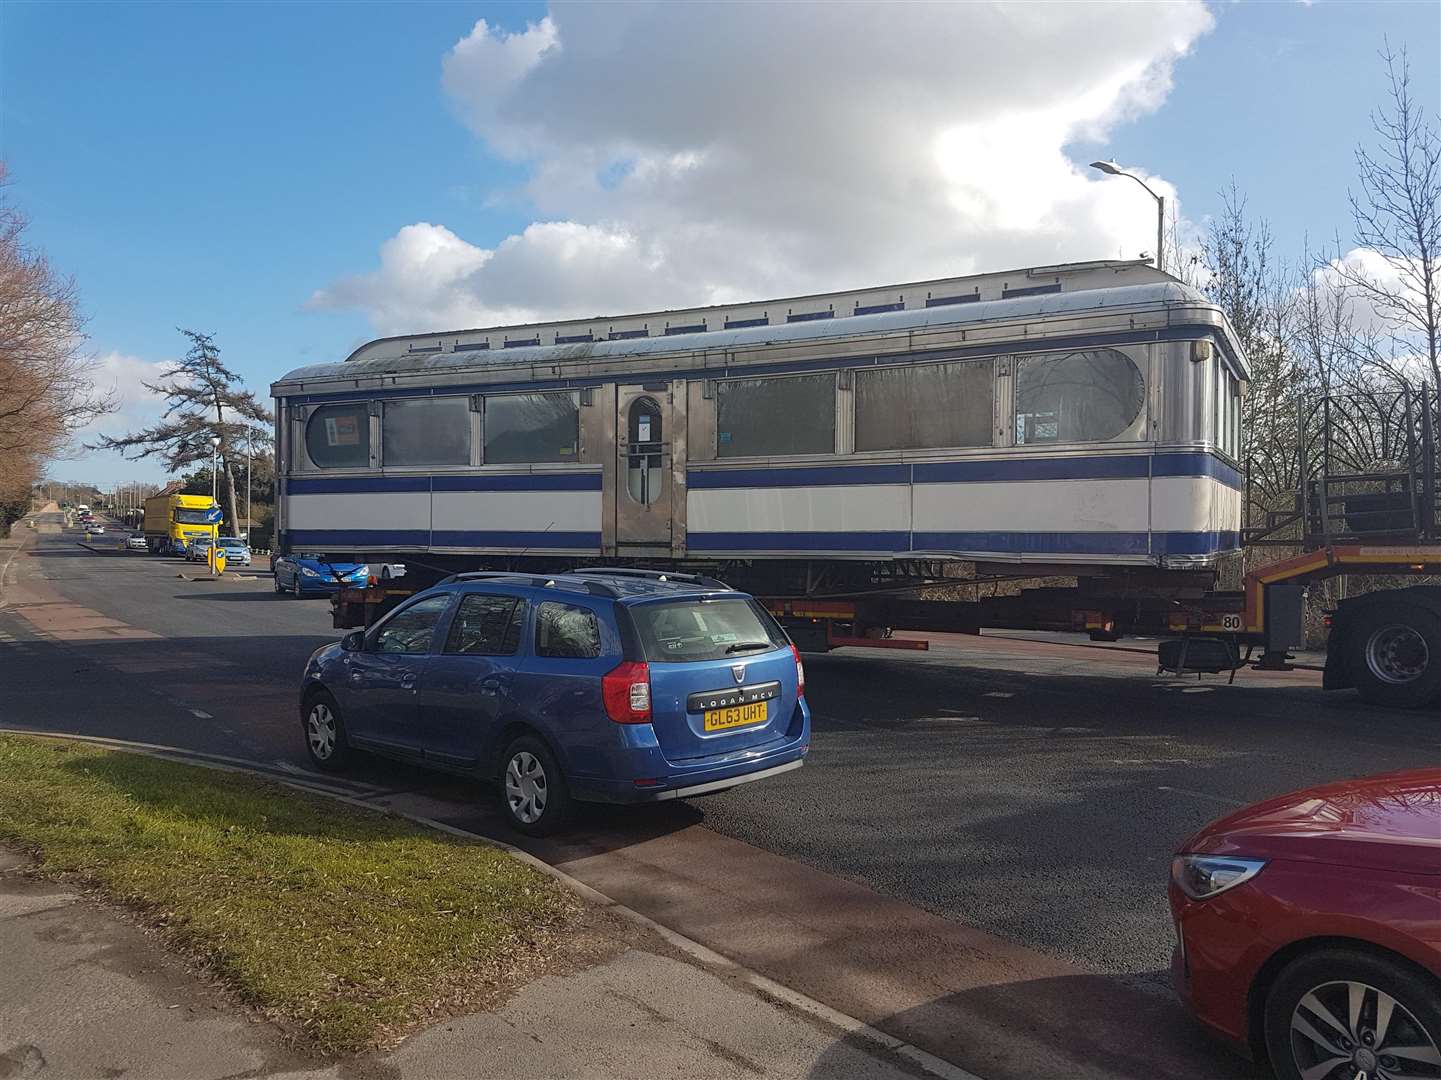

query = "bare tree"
[[90, 329, 271, 536], [0, 166, 113, 532], [1200, 184, 1302, 516], [1337, 43, 1441, 387]]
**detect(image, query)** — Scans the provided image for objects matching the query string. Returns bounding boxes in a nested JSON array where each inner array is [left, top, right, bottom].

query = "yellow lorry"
[[143, 492, 221, 556]]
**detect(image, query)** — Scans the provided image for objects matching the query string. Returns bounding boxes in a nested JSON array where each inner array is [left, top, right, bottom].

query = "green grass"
[[0, 735, 581, 1052]]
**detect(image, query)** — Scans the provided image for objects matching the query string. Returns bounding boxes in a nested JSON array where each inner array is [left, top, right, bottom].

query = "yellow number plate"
[[703, 701, 767, 731]]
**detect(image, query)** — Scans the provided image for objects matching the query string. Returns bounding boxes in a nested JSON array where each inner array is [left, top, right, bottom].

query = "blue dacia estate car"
[[298, 569, 810, 834]]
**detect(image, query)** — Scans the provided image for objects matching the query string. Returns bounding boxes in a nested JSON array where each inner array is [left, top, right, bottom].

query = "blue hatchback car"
[[298, 569, 810, 834], [273, 553, 369, 597]]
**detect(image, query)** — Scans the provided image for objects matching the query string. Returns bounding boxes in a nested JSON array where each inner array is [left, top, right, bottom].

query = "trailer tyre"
[[1347, 603, 1441, 709]]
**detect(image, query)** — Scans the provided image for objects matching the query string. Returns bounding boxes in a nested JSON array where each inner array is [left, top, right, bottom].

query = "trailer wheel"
[[1347, 602, 1441, 708]]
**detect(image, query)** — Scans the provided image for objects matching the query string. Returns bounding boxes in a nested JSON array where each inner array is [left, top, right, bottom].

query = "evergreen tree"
[[91, 329, 271, 535]]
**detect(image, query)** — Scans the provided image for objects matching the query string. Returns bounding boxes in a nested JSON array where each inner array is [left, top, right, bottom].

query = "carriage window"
[[717, 373, 835, 457], [1215, 360, 1241, 459], [383, 397, 470, 466], [1014, 349, 1145, 445], [855, 359, 993, 451], [483, 392, 580, 464], [305, 403, 370, 469]]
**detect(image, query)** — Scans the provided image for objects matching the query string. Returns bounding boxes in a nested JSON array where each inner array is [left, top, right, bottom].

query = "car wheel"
[[1264, 946, 1441, 1080], [498, 735, 572, 837], [1347, 603, 1441, 708], [302, 691, 350, 771]]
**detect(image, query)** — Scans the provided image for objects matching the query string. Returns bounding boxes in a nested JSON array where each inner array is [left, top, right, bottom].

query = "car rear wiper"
[[724, 641, 774, 654]]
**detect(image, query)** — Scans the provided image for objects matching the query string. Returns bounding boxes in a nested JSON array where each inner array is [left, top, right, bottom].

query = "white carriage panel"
[[1151, 477, 1242, 534], [687, 485, 911, 534], [431, 490, 600, 533], [912, 478, 1150, 533], [286, 492, 429, 531]]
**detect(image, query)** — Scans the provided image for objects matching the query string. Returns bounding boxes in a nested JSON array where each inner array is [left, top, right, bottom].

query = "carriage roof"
[[274, 261, 1246, 392]]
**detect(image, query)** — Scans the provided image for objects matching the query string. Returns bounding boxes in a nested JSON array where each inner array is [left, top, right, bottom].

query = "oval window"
[[1014, 349, 1145, 444], [306, 403, 371, 468]]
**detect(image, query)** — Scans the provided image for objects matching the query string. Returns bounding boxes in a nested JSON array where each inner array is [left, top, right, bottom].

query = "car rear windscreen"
[[630, 598, 784, 663]]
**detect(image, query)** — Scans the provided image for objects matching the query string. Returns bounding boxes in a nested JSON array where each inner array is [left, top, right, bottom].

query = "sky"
[[3, 0, 1438, 487]]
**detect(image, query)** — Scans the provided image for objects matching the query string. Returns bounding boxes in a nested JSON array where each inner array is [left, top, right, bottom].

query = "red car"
[[1170, 768, 1441, 1080]]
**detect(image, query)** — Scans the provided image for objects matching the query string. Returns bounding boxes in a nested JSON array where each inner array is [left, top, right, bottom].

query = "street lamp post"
[[245, 429, 252, 541], [210, 435, 222, 515], [1090, 160, 1165, 272]]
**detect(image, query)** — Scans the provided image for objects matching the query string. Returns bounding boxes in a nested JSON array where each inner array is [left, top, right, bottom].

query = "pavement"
[[0, 849, 917, 1080], [3, 510, 1436, 1078]]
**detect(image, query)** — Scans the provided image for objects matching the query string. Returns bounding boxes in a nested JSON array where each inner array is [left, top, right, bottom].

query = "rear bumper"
[[646, 757, 803, 801], [568, 704, 810, 805]]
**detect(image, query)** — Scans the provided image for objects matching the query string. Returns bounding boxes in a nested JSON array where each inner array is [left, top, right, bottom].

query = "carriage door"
[[614, 384, 686, 554]]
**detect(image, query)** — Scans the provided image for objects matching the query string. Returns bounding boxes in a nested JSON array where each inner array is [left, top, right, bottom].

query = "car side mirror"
[[341, 631, 364, 652]]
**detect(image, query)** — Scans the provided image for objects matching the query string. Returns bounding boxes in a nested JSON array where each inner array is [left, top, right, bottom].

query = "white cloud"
[[64, 351, 174, 481], [1310, 246, 1429, 336], [314, 1, 1214, 336]]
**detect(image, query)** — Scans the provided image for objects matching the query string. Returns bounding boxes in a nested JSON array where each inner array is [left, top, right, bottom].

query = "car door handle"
[[400, 671, 417, 691], [477, 676, 503, 695]]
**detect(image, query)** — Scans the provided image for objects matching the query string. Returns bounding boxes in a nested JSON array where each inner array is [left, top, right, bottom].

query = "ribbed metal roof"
[[277, 278, 1242, 388]]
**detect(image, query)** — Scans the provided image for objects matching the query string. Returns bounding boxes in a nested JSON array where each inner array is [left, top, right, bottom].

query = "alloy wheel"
[[1289, 979, 1441, 1080], [307, 703, 337, 760], [505, 751, 548, 824], [1365, 624, 1429, 685]]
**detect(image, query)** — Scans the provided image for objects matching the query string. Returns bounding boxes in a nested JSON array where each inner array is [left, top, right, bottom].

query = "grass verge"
[[0, 734, 583, 1053]]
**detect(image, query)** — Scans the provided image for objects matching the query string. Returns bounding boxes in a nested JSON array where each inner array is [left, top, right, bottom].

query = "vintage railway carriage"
[[271, 259, 1248, 579]]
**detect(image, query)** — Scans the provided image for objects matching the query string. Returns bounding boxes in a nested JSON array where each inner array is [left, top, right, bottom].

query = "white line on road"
[[1157, 785, 1247, 808], [190, 709, 214, 719]]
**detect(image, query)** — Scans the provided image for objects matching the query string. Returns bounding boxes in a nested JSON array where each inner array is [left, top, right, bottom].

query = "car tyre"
[[302, 690, 351, 771], [1346, 603, 1441, 708], [498, 734, 572, 837], [1264, 946, 1441, 1080]]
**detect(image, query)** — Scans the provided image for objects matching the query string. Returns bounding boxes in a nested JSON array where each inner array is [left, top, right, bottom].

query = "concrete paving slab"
[[0, 857, 304, 1079], [0, 852, 919, 1080]]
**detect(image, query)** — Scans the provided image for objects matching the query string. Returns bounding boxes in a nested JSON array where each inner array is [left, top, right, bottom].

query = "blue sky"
[[3, 0, 1437, 486]]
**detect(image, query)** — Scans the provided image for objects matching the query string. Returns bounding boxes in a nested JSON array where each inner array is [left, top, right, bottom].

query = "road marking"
[[190, 709, 214, 719], [1112, 758, 1193, 765], [1157, 785, 1247, 808], [982, 691, 1014, 698]]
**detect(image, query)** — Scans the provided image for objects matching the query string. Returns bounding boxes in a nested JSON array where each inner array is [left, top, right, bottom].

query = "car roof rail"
[[566, 566, 735, 591], [438, 570, 621, 598]]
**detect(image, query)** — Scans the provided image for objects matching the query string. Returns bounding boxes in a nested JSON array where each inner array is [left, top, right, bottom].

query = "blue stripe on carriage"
[[432, 473, 601, 492], [286, 473, 602, 494], [285, 529, 600, 549], [687, 453, 1242, 490], [687, 530, 1241, 555], [1150, 453, 1242, 489], [687, 465, 911, 488], [288, 476, 431, 494], [688, 531, 912, 552]]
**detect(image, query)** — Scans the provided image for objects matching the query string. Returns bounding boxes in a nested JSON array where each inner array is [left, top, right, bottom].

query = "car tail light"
[[603, 661, 651, 723], [790, 644, 805, 698]]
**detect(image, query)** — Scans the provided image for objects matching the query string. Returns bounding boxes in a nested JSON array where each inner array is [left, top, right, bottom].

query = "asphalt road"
[[4, 520, 1436, 988]]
